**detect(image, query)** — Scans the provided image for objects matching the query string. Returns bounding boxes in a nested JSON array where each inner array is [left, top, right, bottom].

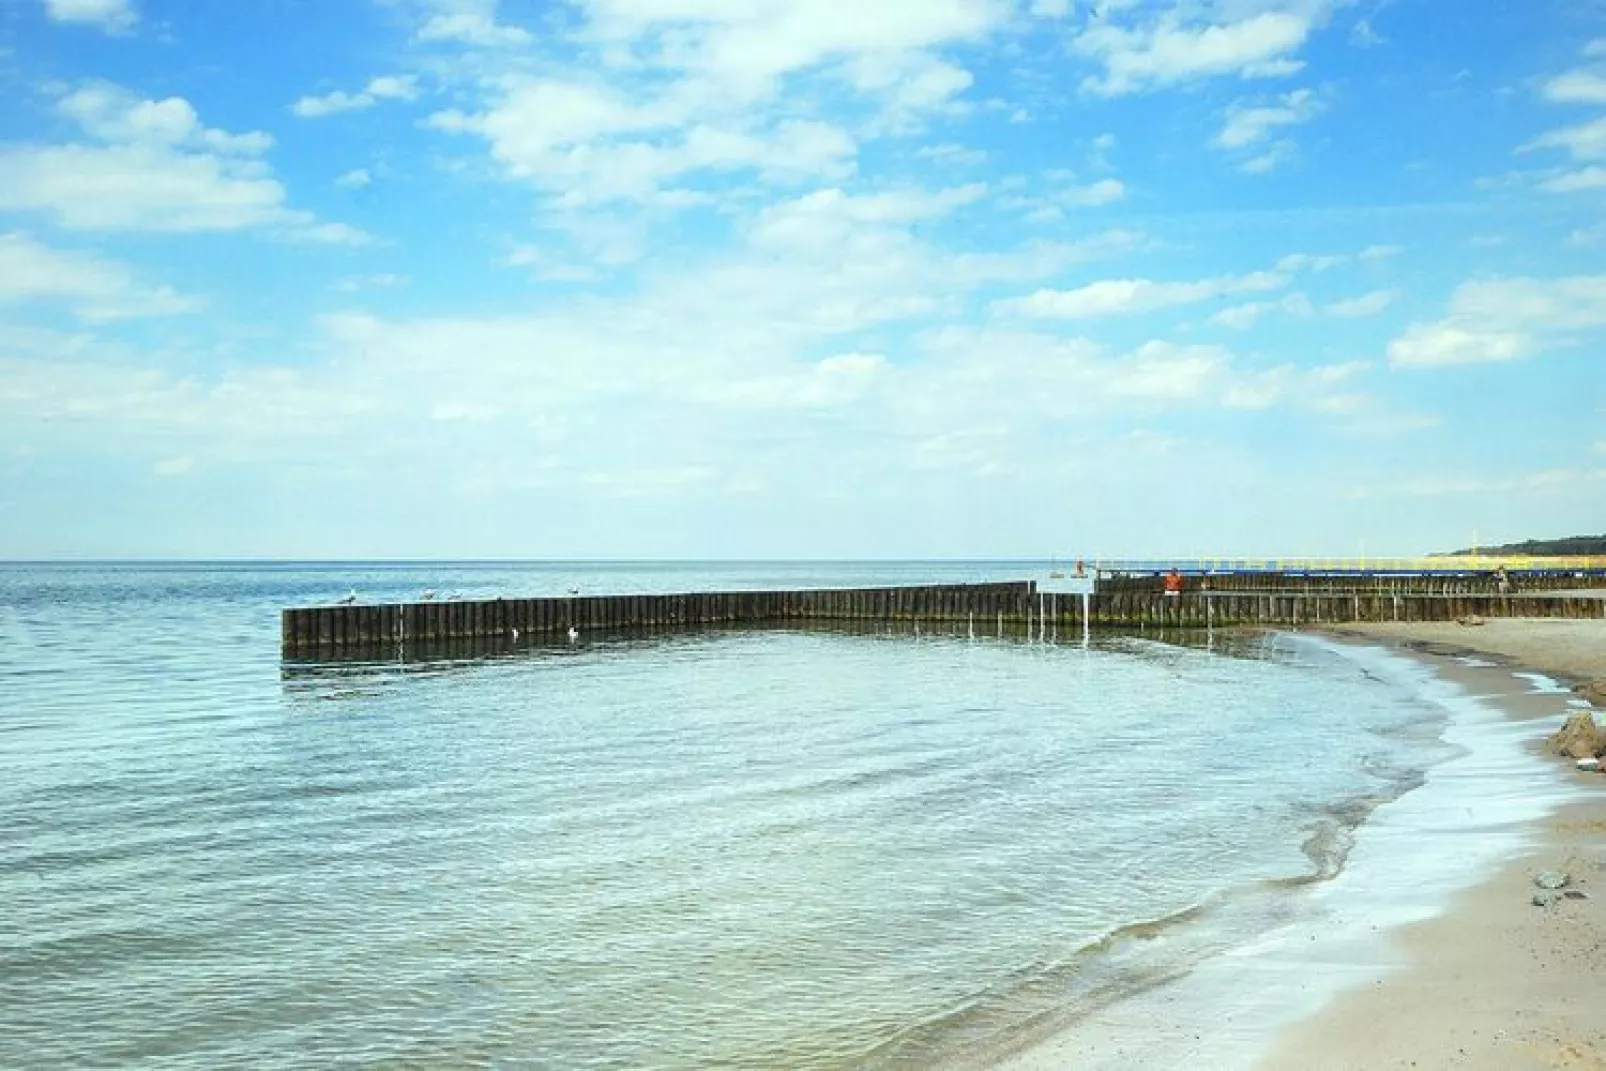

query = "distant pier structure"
[[281, 558, 1606, 662]]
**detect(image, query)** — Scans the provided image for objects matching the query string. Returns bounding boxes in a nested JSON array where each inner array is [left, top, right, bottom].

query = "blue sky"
[[0, 0, 1601, 559]]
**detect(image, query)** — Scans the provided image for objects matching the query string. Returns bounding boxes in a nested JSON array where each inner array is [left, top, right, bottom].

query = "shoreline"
[[1257, 620, 1606, 1070], [988, 619, 1605, 1070]]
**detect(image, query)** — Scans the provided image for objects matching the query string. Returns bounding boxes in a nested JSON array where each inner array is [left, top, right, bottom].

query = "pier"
[[281, 567, 1606, 662]]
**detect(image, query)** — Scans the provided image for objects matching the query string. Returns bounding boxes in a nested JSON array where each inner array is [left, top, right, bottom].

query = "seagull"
[[420, 589, 438, 601], [336, 589, 357, 605], [567, 587, 580, 596], [567, 625, 579, 643]]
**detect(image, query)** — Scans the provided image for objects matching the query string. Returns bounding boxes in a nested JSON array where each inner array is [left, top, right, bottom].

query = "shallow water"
[[0, 562, 1454, 1068]]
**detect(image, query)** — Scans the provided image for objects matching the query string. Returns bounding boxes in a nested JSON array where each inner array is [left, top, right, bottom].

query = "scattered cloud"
[[292, 75, 418, 118], [1216, 88, 1322, 149], [916, 142, 988, 166], [995, 270, 1287, 320], [1359, 243, 1403, 260], [1073, 5, 1329, 96], [1210, 292, 1312, 329], [56, 82, 273, 154], [1326, 289, 1397, 317], [1389, 274, 1606, 368], [0, 82, 358, 239], [418, 1, 1016, 209], [417, 9, 531, 48], [1276, 252, 1345, 272], [279, 222, 374, 246], [1539, 166, 1606, 193], [1349, 18, 1385, 47], [153, 455, 196, 476], [1543, 68, 1606, 106], [42, 0, 136, 34], [1521, 115, 1606, 160], [336, 168, 372, 189], [0, 231, 201, 319], [1388, 322, 1529, 368]]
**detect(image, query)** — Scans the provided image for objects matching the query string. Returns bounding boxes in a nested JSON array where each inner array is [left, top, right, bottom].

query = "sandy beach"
[[1256, 619, 1606, 1070]]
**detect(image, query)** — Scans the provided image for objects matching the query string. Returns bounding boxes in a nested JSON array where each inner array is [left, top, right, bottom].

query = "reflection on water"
[[0, 563, 1451, 1068]]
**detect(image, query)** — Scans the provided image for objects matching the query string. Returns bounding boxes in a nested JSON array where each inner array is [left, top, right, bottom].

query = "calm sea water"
[[0, 562, 1453, 1068]]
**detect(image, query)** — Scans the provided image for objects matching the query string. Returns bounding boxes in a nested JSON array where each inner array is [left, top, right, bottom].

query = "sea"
[[0, 561, 1573, 1069]]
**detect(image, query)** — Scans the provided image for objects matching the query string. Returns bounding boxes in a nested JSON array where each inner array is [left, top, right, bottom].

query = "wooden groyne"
[[282, 582, 1034, 660], [281, 579, 1606, 662]]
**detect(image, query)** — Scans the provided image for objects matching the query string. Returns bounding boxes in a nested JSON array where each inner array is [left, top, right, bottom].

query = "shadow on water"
[[281, 617, 1056, 685]]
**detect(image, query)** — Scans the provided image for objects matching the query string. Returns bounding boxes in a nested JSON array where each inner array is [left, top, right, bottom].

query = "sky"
[[0, 0, 1602, 560]]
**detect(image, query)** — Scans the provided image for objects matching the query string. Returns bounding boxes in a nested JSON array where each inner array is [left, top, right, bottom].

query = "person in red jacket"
[[1163, 568, 1183, 598]]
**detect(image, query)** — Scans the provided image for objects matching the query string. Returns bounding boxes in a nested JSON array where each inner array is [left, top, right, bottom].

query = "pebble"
[[1533, 891, 1559, 908], [1535, 871, 1571, 890]]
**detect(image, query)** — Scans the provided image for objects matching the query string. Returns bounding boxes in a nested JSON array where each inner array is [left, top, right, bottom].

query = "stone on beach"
[[1535, 871, 1571, 891], [1548, 712, 1606, 760], [1578, 757, 1602, 772], [1576, 679, 1606, 707]]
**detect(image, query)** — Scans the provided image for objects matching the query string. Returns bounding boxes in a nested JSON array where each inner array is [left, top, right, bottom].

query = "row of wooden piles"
[[282, 577, 1605, 661]]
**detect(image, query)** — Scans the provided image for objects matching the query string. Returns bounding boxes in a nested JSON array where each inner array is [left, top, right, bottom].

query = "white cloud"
[[750, 184, 986, 246], [418, 11, 532, 47], [420, 1, 1012, 207], [1358, 243, 1402, 260], [1209, 292, 1312, 329], [1387, 322, 1530, 368], [580, 0, 1002, 92], [1240, 142, 1297, 173], [429, 79, 859, 204], [1388, 274, 1606, 368], [1062, 177, 1126, 206], [1326, 289, 1397, 317], [336, 168, 373, 189], [1216, 88, 1322, 149], [1522, 115, 1606, 160], [995, 270, 1287, 319], [57, 82, 273, 154], [281, 222, 374, 246], [43, 0, 136, 33], [0, 143, 289, 231], [1276, 252, 1344, 272], [1543, 68, 1606, 105], [292, 75, 418, 118], [1349, 18, 1384, 47], [1539, 166, 1606, 193], [0, 231, 200, 320], [1073, 6, 1329, 96], [0, 82, 358, 239], [916, 142, 987, 166]]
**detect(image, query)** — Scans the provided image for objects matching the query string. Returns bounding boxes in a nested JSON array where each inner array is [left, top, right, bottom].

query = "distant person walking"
[[1164, 568, 1183, 598], [1494, 566, 1512, 595]]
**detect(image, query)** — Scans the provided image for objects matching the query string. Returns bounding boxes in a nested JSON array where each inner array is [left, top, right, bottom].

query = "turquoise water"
[[0, 563, 1452, 1068]]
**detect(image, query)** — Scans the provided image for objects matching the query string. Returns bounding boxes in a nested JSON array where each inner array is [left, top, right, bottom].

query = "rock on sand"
[[1549, 712, 1606, 760]]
